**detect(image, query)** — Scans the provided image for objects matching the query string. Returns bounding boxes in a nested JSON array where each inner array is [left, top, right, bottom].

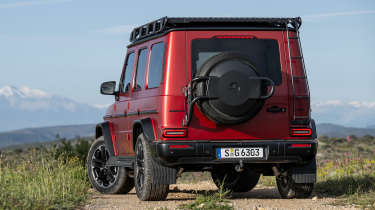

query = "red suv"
[[87, 17, 317, 201]]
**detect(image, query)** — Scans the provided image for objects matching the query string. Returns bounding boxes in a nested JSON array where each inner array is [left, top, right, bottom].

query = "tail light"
[[162, 129, 187, 138], [290, 128, 312, 136], [215, 35, 256, 39]]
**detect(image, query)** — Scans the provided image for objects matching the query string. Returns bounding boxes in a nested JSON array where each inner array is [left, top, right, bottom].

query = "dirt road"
[[84, 181, 359, 210]]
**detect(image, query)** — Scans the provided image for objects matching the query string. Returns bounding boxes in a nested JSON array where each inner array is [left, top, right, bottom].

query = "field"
[[0, 135, 375, 209]]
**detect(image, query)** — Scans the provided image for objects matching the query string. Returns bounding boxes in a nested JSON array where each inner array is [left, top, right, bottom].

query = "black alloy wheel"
[[90, 144, 119, 188], [87, 137, 134, 194], [135, 139, 145, 193]]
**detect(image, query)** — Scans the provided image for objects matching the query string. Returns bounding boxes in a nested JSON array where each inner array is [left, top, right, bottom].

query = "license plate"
[[216, 147, 263, 159]]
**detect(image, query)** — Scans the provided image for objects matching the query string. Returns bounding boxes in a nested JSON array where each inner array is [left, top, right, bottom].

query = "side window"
[[134, 48, 148, 90], [121, 52, 135, 93], [147, 42, 165, 88]]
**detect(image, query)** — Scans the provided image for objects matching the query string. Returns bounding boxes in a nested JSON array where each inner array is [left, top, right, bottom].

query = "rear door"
[[114, 52, 135, 155], [186, 31, 290, 140]]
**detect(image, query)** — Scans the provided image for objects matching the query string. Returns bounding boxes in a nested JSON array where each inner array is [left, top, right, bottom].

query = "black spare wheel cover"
[[195, 52, 266, 125]]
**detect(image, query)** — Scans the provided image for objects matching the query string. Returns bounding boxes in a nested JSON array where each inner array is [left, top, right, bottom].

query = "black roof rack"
[[129, 17, 302, 44]]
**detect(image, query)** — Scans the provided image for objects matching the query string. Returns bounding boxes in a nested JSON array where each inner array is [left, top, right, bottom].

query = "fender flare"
[[132, 118, 156, 143], [96, 122, 116, 156]]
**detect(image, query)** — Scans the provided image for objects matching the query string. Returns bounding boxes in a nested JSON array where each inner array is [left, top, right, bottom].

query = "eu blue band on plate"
[[216, 148, 221, 158]]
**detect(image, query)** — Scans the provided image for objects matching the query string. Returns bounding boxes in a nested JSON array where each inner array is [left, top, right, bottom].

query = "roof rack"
[[129, 17, 302, 44]]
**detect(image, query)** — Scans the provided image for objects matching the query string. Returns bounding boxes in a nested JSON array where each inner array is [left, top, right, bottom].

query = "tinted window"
[[148, 42, 165, 88], [121, 52, 135, 92], [191, 38, 282, 85], [135, 48, 148, 90]]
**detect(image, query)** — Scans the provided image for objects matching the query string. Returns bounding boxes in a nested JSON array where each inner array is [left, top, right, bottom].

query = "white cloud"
[[92, 104, 110, 109], [312, 100, 375, 109], [97, 25, 135, 34], [303, 10, 375, 21], [312, 100, 342, 107], [0, 0, 72, 9]]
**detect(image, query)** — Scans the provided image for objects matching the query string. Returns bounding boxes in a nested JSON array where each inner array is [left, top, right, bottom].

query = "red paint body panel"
[[105, 29, 312, 156]]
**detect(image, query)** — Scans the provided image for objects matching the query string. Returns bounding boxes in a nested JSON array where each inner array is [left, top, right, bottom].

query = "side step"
[[106, 156, 134, 168]]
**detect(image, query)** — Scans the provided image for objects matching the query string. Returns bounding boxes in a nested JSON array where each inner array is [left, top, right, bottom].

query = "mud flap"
[[136, 118, 177, 184], [291, 158, 316, 183], [151, 158, 177, 184]]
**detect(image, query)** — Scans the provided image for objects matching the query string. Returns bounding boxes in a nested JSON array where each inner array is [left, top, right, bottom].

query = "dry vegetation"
[[0, 135, 374, 209]]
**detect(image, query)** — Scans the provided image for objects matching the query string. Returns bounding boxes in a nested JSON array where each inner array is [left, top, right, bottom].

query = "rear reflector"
[[162, 129, 187, 138], [168, 145, 190, 149], [291, 144, 311, 148], [290, 128, 312, 136]]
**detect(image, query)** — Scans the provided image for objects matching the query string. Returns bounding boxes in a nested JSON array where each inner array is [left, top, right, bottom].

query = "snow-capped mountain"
[[0, 85, 106, 132], [0, 85, 374, 132], [311, 100, 375, 128]]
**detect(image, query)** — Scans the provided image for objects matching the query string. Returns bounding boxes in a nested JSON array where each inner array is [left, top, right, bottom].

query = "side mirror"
[[100, 81, 116, 95]]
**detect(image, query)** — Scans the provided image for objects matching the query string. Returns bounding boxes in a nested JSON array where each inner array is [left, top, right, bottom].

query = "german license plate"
[[216, 147, 263, 159]]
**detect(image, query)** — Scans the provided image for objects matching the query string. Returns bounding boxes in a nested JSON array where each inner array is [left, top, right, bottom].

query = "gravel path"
[[83, 181, 359, 210]]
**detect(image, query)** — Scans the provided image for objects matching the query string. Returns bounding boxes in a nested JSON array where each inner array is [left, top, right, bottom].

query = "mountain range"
[[311, 100, 375, 128], [0, 85, 105, 132], [0, 85, 374, 148]]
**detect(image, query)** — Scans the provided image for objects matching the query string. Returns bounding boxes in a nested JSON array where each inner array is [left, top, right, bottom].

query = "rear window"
[[135, 48, 148, 90], [191, 37, 282, 85]]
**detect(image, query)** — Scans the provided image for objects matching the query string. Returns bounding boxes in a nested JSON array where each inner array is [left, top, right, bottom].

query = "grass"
[[178, 178, 233, 210], [0, 138, 93, 210], [315, 135, 375, 208], [257, 135, 375, 208], [1, 135, 375, 209]]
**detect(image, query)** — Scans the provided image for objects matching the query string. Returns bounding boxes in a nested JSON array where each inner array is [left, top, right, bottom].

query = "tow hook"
[[272, 166, 287, 178], [235, 160, 244, 172]]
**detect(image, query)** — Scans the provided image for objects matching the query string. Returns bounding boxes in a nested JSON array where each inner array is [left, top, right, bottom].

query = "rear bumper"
[[152, 139, 317, 167]]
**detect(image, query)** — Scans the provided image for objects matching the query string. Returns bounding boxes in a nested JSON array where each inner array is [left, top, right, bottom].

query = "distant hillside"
[[0, 124, 95, 148], [317, 123, 375, 138]]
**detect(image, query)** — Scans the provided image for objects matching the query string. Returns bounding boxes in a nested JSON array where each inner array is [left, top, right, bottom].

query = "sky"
[[0, 0, 374, 106]]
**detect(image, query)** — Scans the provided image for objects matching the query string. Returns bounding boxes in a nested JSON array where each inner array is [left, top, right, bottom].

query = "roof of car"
[[129, 17, 302, 45]]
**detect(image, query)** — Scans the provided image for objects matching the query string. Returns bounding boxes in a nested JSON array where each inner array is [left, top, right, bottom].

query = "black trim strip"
[[103, 110, 158, 119], [141, 110, 158, 115], [169, 110, 185, 112], [127, 112, 138, 116]]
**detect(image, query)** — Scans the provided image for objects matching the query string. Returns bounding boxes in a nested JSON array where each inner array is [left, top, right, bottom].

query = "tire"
[[276, 174, 314, 198], [194, 52, 267, 125], [87, 136, 134, 194], [211, 166, 260, 192], [134, 133, 169, 201]]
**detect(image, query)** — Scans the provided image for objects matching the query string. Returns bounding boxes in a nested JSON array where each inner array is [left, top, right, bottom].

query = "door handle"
[[267, 106, 286, 113]]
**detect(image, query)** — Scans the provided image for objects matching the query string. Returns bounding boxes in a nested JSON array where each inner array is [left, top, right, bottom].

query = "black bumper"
[[152, 139, 317, 167]]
